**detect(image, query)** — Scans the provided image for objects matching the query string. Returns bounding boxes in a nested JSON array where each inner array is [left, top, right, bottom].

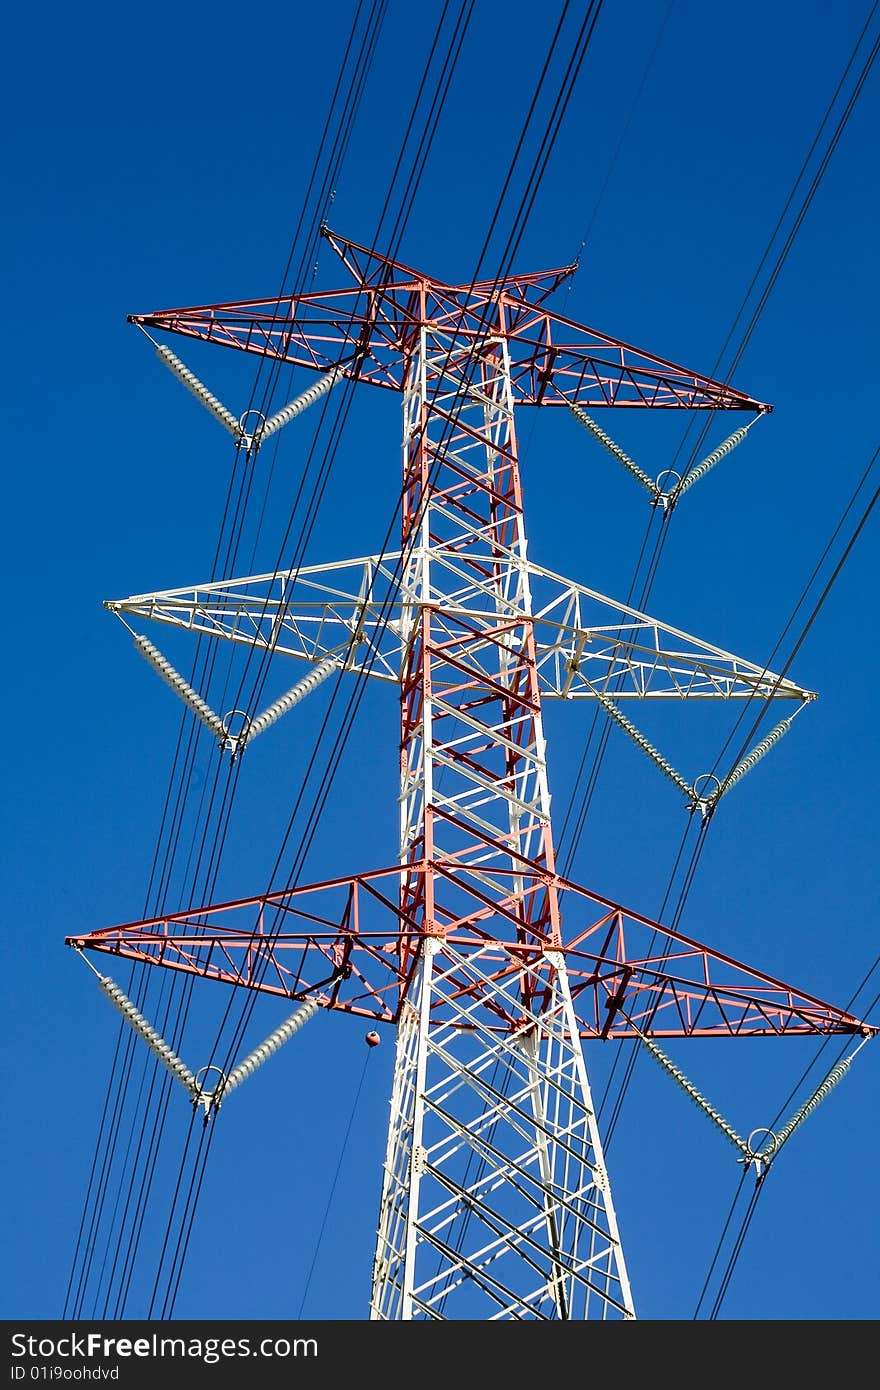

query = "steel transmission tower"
[[68, 230, 874, 1320]]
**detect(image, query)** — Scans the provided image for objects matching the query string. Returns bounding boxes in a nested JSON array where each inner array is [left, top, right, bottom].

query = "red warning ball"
[[365, 1030, 381, 1048]]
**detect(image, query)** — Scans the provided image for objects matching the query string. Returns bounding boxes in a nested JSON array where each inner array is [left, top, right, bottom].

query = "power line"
[[103, 0, 485, 1315], [154, 0, 609, 1316], [70, 0, 879, 1321], [558, 4, 880, 1170], [295, 1050, 371, 1318], [65, 0, 391, 1317], [687, 443, 880, 1319]]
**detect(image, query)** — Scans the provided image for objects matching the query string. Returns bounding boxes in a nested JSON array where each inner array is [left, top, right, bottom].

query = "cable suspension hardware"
[[133, 634, 338, 757], [233, 655, 340, 757], [672, 422, 754, 500], [636, 1028, 753, 1160], [157, 343, 348, 450], [569, 405, 758, 510], [750, 1048, 863, 1166], [637, 1013, 871, 1176], [596, 693, 694, 802], [98, 974, 200, 1099], [255, 366, 345, 446], [92, 969, 320, 1116], [600, 697, 799, 817], [570, 403, 663, 502], [705, 717, 792, 811], [134, 635, 229, 744], [156, 344, 244, 442], [201, 1000, 320, 1113]]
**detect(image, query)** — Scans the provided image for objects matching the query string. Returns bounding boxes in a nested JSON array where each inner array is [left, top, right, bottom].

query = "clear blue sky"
[[4, 0, 879, 1322]]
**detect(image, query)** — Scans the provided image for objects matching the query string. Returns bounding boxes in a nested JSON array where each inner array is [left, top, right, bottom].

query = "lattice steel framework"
[[68, 231, 873, 1321]]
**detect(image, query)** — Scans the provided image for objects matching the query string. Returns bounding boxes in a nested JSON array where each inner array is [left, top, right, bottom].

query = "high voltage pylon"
[[68, 229, 874, 1320]]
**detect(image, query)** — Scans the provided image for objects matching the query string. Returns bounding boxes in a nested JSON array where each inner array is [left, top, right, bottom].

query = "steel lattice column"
[[371, 941, 633, 1318], [372, 316, 633, 1318]]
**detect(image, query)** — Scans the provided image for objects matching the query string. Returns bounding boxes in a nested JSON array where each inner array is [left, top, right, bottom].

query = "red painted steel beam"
[[128, 227, 770, 412], [66, 863, 874, 1040]]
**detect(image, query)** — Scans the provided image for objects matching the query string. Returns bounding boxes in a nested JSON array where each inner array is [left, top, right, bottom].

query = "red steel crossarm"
[[128, 226, 770, 411], [66, 864, 875, 1040]]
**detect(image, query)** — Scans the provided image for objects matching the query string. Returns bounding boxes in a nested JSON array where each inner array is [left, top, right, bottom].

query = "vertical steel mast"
[[374, 310, 632, 1317], [68, 230, 874, 1319]]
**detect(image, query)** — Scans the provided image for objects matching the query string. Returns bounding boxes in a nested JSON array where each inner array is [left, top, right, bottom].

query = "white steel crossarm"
[[104, 556, 408, 685], [106, 553, 813, 704], [523, 561, 813, 701]]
